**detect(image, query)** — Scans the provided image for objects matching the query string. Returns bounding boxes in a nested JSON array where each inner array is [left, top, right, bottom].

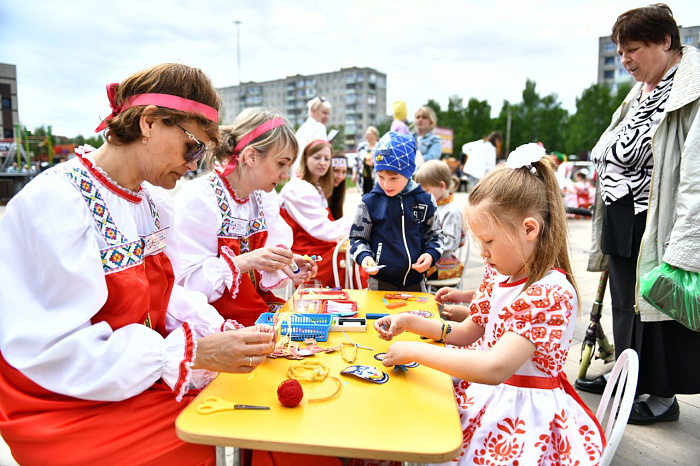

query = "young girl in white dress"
[[374, 144, 605, 465]]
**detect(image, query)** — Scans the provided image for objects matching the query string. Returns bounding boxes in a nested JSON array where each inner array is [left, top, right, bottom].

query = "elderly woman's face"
[[617, 38, 672, 85], [365, 130, 378, 144], [312, 105, 331, 125]]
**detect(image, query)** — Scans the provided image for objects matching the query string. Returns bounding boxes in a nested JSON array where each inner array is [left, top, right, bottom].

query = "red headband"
[[308, 139, 329, 149], [220, 117, 286, 177], [94, 82, 219, 132]]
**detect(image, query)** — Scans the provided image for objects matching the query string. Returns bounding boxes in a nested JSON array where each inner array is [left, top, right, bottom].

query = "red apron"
[[0, 162, 213, 465]]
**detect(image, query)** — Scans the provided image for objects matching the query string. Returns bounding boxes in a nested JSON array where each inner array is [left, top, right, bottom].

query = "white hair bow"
[[505, 143, 546, 174]]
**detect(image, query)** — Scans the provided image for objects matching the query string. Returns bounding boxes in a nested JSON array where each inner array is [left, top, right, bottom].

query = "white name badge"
[[142, 227, 169, 256], [230, 217, 248, 237]]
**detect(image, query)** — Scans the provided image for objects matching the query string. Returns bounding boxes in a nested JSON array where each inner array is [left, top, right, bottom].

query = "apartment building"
[[0, 63, 19, 140], [218, 67, 388, 151], [597, 25, 700, 91]]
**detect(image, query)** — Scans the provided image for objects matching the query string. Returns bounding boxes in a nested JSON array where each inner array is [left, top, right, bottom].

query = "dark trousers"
[[605, 199, 700, 397]]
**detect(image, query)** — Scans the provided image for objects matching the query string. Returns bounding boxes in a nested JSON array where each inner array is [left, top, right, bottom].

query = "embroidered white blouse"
[[171, 173, 292, 300], [278, 177, 351, 241], [0, 154, 226, 402]]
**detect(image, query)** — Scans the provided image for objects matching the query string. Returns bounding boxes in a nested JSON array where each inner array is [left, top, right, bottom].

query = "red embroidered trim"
[[76, 153, 143, 203], [220, 246, 243, 299], [218, 173, 250, 204], [221, 319, 244, 332], [174, 323, 195, 401]]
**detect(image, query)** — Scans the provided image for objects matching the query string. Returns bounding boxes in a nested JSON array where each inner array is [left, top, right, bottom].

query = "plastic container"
[[255, 312, 332, 342]]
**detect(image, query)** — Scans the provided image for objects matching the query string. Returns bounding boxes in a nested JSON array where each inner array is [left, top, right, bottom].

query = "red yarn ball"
[[277, 379, 303, 407]]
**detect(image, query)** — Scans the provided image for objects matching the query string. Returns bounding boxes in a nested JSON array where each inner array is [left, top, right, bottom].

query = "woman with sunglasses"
[[171, 108, 316, 326], [0, 63, 277, 465]]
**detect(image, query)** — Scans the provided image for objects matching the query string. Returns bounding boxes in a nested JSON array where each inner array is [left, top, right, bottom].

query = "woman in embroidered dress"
[[575, 4, 700, 425], [374, 144, 604, 465], [0, 63, 277, 466], [279, 139, 352, 288], [172, 109, 316, 326]]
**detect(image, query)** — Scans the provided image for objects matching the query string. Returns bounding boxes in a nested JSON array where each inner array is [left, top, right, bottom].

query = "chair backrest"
[[596, 348, 639, 466], [425, 232, 472, 292], [332, 235, 349, 289]]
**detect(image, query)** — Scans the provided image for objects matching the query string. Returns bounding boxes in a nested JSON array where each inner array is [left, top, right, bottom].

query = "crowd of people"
[[0, 4, 697, 465]]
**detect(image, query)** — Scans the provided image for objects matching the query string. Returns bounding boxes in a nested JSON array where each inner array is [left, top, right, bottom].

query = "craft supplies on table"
[[330, 317, 367, 332], [255, 312, 332, 342], [321, 299, 357, 316]]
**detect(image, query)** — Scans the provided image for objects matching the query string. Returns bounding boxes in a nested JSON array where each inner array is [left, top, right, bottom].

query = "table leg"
[[215, 446, 241, 466]]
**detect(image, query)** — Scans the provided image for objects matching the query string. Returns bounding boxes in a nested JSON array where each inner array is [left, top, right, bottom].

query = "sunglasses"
[[176, 124, 207, 164]]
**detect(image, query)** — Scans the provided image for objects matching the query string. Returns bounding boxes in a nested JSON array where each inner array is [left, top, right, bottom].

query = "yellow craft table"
[[176, 290, 462, 464]]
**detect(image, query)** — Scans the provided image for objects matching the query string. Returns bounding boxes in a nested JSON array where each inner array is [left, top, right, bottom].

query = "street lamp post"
[[234, 20, 242, 85], [234, 20, 242, 116]]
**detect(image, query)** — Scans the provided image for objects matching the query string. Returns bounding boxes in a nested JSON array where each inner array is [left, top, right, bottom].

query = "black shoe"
[[575, 375, 607, 394], [628, 398, 680, 425]]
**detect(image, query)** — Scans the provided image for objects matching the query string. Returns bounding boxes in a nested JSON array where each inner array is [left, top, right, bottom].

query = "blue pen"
[[382, 297, 388, 306]]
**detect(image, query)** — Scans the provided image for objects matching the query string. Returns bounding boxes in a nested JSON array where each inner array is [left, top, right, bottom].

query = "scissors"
[[341, 332, 374, 364], [196, 396, 270, 414]]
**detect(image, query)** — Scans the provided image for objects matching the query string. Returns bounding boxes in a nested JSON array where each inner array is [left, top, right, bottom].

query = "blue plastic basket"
[[255, 312, 332, 342]]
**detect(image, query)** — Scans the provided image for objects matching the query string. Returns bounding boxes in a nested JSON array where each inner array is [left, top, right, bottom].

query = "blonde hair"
[[466, 158, 579, 302], [307, 96, 332, 117], [415, 160, 459, 193], [415, 106, 437, 130], [205, 107, 298, 171], [299, 140, 334, 198], [105, 63, 221, 146]]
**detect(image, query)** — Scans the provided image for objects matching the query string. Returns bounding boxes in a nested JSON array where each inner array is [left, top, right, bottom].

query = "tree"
[[564, 81, 634, 157], [494, 79, 569, 154]]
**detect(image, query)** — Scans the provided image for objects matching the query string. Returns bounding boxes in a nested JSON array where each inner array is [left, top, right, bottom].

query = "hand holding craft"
[[411, 253, 434, 273], [192, 325, 276, 373], [361, 256, 379, 275], [374, 314, 409, 341], [434, 286, 460, 305], [382, 341, 420, 367], [286, 254, 317, 283], [237, 246, 292, 273]]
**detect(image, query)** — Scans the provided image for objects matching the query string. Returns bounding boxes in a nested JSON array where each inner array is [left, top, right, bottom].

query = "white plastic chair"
[[332, 235, 363, 289], [596, 348, 639, 466], [425, 233, 472, 293]]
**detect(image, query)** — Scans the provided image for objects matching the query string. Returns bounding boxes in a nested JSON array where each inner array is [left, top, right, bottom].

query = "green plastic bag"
[[640, 263, 700, 332]]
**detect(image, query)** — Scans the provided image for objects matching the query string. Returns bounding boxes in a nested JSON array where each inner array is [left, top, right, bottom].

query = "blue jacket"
[[413, 131, 443, 162], [349, 181, 444, 287]]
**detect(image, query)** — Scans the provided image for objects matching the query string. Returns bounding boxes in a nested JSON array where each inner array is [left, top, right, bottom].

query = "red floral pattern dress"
[[436, 267, 604, 465]]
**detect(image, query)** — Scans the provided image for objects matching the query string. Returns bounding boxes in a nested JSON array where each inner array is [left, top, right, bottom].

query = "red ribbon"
[[94, 83, 219, 133], [220, 118, 286, 177]]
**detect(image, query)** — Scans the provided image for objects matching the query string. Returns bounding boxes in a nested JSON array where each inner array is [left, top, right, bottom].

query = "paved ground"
[[0, 184, 698, 465]]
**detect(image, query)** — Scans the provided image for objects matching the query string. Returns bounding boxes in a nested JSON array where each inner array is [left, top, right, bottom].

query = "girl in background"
[[375, 144, 604, 465], [329, 154, 347, 220], [279, 140, 351, 287], [172, 109, 315, 326]]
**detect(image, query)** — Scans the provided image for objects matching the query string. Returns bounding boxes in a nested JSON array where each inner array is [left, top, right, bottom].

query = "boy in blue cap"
[[349, 132, 444, 291]]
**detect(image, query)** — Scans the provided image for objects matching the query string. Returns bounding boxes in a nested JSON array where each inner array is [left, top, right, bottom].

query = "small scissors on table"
[[196, 396, 270, 414], [341, 332, 374, 364]]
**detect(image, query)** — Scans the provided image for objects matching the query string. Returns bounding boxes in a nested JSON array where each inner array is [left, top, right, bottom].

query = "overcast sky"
[[2, 0, 699, 138]]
